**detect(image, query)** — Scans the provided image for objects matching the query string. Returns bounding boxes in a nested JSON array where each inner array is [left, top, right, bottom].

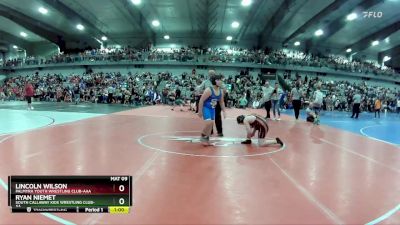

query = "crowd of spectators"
[[208, 49, 396, 77], [0, 70, 202, 107], [1, 69, 399, 114], [4, 47, 200, 67], [3, 47, 397, 78], [282, 74, 400, 113]]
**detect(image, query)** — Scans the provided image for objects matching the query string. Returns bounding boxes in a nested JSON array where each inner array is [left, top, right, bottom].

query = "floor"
[[0, 101, 399, 225]]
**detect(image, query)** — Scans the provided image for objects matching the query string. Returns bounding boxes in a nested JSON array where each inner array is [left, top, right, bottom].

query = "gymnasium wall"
[[0, 75, 5, 85], [30, 42, 60, 58]]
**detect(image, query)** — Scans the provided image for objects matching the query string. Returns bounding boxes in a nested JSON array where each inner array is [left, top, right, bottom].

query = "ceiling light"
[[385, 37, 390, 43], [38, 7, 48, 15], [95, 38, 103, 44], [13, 45, 18, 49], [226, 36, 233, 41], [371, 40, 379, 46], [383, 56, 391, 62], [346, 48, 352, 53], [314, 29, 323, 36], [131, 0, 141, 5], [152, 20, 160, 27], [76, 24, 84, 30], [241, 0, 252, 6], [164, 35, 170, 40], [294, 41, 300, 46], [20, 32, 27, 37], [101, 36, 108, 41], [346, 13, 357, 21], [231, 21, 240, 28]]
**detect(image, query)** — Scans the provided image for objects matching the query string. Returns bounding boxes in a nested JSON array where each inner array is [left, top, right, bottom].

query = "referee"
[[214, 84, 226, 137], [351, 91, 361, 119]]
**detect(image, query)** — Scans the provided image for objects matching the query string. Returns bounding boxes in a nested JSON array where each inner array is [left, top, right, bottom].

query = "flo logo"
[[363, 12, 383, 18], [164, 136, 243, 147]]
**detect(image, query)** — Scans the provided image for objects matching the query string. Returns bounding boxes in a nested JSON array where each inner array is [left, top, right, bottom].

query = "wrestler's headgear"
[[210, 74, 223, 86], [236, 115, 245, 124]]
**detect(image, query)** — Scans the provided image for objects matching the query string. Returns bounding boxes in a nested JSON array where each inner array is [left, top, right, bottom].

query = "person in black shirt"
[[175, 88, 181, 99], [73, 84, 80, 105], [214, 86, 226, 136], [171, 87, 184, 111]]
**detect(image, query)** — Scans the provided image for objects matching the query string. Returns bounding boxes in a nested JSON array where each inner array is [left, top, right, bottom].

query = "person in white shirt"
[[351, 91, 362, 119], [311, 84, 324, 122], [312, 85, 324, 111], [262, 81, 274, 119], [306, 103, 320, 125], [271, 83, 282, 120], [252, 98, 260, 109], [290, 81, 303, 120], [107, 86, 114, 104], [0, 88, 5, 102], [396, 97, 400, 114]]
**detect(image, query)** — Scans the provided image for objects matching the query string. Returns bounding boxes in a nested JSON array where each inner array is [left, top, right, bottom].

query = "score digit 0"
[[119, 185, 125, 192]]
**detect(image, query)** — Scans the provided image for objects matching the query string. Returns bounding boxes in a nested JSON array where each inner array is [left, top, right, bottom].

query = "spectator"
[[0, 87, 5, 102], [374, 98, 381, 118], [238, 95, 248, 109], [25, 81, 35, 110], [291, 81, 302, 120], [107, 85, 114, 104], [351, 91, 361, 119], [271, 83, 281, 120], [312, 84, 324, 116], [397, 97, 400, 114]]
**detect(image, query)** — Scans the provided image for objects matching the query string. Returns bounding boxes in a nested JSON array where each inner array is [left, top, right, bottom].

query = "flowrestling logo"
[[164, 136, 244, 147], [363, 11, 383, 18], [137, 131, 286, 157]]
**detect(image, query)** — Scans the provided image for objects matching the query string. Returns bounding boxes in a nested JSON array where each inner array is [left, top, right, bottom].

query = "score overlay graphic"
[[8, 176, 132, 213]]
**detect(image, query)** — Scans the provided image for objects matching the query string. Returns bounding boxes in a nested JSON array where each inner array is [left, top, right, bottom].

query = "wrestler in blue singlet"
[[202, 87, 221, 120]]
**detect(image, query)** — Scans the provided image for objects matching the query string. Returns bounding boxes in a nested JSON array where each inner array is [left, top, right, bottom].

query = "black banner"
[[12, 206, 109, 213]]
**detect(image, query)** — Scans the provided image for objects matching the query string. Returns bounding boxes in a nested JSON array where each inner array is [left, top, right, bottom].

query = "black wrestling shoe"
[[241, 139, 252, 144], [276, 137, 283, 146], [217, 133, 224, 137], [200, 135, 211, 146]]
